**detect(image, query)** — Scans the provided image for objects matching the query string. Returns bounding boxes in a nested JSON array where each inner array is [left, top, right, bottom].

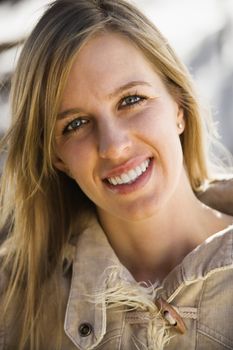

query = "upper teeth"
[[107, 159, 150, 185]]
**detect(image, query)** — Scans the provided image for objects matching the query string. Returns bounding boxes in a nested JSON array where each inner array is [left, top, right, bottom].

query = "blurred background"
[[0, 0, 233, 154]]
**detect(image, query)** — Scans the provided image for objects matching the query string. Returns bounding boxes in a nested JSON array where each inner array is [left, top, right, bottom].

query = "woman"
[[0, 0, 233, 349]]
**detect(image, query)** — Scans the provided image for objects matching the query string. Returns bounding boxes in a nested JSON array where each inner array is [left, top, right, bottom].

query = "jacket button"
[[78, 323, 93, 337], [155, 297, 186, 334]]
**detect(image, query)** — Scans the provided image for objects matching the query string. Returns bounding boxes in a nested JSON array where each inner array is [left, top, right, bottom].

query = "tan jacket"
[[1, 178, 233, 350]]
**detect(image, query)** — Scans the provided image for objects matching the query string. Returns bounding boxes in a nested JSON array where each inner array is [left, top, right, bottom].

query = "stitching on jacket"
[[126, 311, 156, 324], [117, 307, 126, 350], [176, 307, 197, 320], [131, 334, 149, 350], [95, 334, 121, 349], [198, 323, 233, 349], [168, 264, 233, 303]]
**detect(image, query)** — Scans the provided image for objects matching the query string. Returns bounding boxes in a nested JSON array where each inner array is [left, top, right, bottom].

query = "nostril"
[[98, 124, 132, 159], [99, 140, 131, 159]]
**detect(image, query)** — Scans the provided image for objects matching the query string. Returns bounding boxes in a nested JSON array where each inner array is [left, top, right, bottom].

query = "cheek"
[[57, 138, 95, 177], [133, 107, 184, 173], [131, 105, 179, 143]]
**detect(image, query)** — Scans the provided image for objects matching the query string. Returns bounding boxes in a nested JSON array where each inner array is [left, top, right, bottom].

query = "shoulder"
[[196, 177, 233, 216], [182, 225, 233, 283]]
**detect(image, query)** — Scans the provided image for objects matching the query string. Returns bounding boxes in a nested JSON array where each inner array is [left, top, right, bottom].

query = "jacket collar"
[[162, 224, 233, 301], [63, 216, 233, 349]]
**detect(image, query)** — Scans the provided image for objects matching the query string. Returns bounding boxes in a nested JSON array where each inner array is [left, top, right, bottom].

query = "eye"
[[63, 117, 89, 134], [120, 94, 146, 109]]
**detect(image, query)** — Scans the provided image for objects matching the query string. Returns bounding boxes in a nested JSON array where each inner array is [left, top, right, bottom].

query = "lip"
[[102, 156, 152, 179], [103, 157, 154, 194]]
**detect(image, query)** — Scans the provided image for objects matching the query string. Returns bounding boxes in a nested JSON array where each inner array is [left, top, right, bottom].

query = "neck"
[[97, 173, 232, 283]]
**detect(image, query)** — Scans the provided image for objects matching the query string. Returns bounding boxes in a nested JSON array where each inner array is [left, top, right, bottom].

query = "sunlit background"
[[0, 0, 233, 153]]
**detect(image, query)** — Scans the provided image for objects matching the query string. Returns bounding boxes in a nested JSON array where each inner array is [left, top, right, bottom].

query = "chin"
[[116, 199, 163, 222]]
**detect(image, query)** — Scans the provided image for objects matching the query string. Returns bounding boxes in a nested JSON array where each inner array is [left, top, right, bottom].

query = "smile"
[[106, 158, 151, 186]]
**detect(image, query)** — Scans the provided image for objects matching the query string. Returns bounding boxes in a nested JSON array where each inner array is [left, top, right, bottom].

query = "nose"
[[98, 121, 132, 160]]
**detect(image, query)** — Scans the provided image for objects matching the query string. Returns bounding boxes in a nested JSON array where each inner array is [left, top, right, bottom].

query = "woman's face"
[[54, 32, 185, 221]]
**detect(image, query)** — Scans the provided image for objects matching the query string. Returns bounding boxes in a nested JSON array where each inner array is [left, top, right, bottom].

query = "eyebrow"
[[57, 80, 152, 119], [108, 80, 153, 99], [58, 107, 83, 120]]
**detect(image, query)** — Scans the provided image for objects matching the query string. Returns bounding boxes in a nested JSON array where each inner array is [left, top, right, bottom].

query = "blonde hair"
[[0, 0, 227, 348]]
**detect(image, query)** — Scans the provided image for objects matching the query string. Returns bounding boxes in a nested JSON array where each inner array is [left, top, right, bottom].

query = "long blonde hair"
[[0, 0, 226, 348]]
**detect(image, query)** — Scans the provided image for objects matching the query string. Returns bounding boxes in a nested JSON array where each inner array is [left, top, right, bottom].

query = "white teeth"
[[111, 178, 118, 185], [128, 169, 138, 181], [140, 162, 146, 172], [121, 173, 131, 183], [135, 166, 142, 176], [115, 176, 123, 184], [107, 158, 151, 186]]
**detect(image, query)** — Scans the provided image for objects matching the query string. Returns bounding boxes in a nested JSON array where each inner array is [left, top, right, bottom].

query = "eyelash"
[[62, 118, 89, 135], [62, 93, 148, 134], [119, 93, 147, 109]]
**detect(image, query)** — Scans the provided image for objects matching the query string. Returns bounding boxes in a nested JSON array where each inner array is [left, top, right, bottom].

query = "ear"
[[176, 107, 185, 135]]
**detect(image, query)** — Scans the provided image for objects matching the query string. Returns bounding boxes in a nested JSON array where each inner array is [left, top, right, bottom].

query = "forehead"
[[73, 31, 151, 69], [63, 32, 163, 96], [58, 32, 171, 115]]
